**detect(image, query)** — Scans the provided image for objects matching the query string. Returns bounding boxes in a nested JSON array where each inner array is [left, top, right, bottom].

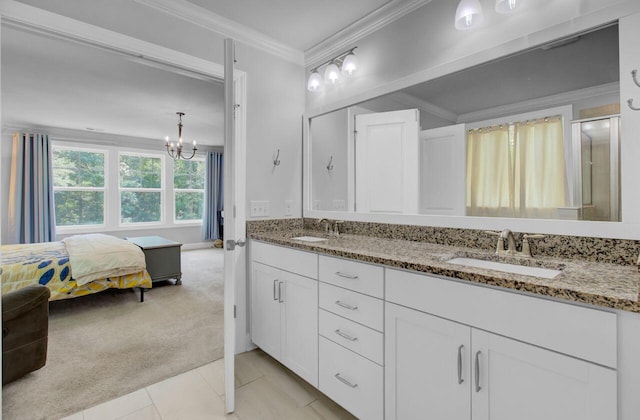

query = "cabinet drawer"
[[319, 255, 383, 298], [319, 309, 383, 365], [386, 268, 617, 368], [319, 337, 383, 420], [251, 240, 318, 279], [319, 282, 384, 332]]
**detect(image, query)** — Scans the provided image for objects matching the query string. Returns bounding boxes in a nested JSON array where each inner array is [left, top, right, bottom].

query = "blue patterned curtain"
[[8, 132, 56, 243], [202, 152, 224, 240]]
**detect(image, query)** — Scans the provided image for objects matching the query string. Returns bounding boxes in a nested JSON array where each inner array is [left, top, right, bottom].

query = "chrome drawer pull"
[[273, 279, 278, 301], [335, 271, 359, 280], [334, 373, 358, 388], [335, 329, 358, 341], [457, 344, 464, 384], [278, 282, 284, 303], [475, 350, 482, 392], [335, 300, 358, 311]]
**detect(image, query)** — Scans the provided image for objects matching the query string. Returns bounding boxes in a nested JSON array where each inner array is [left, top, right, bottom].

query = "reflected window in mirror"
[[466, 115, 567, 219]]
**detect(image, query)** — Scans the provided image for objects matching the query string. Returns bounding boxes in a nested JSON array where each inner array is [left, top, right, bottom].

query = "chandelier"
[[165, 112, 197, 160]]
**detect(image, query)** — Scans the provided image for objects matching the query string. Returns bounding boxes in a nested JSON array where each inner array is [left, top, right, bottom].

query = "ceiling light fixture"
[[454, 0, 484, 30], [165, 112, 197, 160], [495, 0, 521, 13], [307, 47, 359, 93]]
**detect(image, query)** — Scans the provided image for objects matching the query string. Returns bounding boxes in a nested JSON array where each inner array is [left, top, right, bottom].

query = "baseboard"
[[182, 242, 216, 250]]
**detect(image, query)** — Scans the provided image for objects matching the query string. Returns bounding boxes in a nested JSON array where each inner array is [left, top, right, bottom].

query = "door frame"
[[0, 0, 249, 408]]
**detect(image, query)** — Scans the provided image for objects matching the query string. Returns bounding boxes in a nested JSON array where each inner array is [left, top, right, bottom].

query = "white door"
[[471, 330, 617, 420], [420, 124, 466, 215], [385, 303, 471, 420], [281, 271, 318, 386], [250, 262, 282, 359], [223, 38, 247, 413], [355, 109, 420, 213]]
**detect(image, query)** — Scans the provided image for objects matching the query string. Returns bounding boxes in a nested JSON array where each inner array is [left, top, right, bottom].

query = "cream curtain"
[[466, 125, 513, 217], [466, 116, 568, 219]]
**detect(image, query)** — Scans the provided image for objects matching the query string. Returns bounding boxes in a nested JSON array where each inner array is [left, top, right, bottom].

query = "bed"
[[1, 234, 152, 301]]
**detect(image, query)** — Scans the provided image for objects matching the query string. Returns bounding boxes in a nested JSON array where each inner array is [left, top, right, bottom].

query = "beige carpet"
[[2, 248, 225, 420]]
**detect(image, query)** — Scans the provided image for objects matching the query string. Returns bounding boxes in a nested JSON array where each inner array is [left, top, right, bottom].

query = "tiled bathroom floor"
[[61, 349, 356, 420]]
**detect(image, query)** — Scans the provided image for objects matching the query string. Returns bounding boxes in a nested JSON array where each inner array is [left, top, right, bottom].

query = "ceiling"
[[185, 0, 392, 51], [2, 26, 225, 145]]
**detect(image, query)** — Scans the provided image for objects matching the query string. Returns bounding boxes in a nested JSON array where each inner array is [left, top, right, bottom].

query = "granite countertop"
[[249, 230, 640, 313]]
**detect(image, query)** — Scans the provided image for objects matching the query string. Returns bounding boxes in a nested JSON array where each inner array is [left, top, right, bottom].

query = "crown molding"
[[3, 125, 223, 151], [456, 82, 620, 124], [305, 0, 433, 69], [388, 91, 458, 122], [133, 0, 304, 65]]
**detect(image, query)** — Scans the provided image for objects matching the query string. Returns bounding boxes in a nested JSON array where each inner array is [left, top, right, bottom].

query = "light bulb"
[[324, 62, 341, 85], [341, 52, 359, 76], [454, 0, 483, 30], [165, 136, 169, 145], [495, 0, 521, 13], [307, 70, 323, 92]]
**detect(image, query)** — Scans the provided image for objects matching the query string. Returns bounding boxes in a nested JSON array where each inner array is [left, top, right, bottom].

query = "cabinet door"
[[472, 330, 617, 420], [385, 303, 471, 420], [251, 262, 281, 359], [281, 271, 318, 386]]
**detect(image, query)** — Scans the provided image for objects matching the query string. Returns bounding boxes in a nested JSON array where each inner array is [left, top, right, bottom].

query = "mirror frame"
[[303, 15, 640, 240]]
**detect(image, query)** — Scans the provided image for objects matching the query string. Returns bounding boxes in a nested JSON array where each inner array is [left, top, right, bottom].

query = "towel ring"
[[633, 69, 640, 88], [628, 98, 640, 111]]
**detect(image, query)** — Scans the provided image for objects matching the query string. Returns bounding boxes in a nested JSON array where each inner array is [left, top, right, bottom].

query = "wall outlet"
[[250, 200, 270, 217], [333, 199, 346, 211], [313, 200, 321, 210], [284, 200, 293, 216]]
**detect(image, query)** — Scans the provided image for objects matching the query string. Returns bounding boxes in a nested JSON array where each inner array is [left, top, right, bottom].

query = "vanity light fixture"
[[495, 0, 521, 13], [454, 0, 484, 30], [165, 112, 197, 160], [307, 47, 359, 92]]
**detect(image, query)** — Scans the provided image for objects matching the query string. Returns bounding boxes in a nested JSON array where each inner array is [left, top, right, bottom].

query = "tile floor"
[[61, 349, 356, 420]]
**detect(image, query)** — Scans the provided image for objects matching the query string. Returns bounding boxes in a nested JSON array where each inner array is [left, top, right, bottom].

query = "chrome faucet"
[[333, 220, 344, 238], [521, 234, 545, 258]]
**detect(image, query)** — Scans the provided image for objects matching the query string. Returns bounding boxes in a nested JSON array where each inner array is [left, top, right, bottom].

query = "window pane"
[[53, 149, 104, 187], [54, 191, 104, 226], [175, 191, 204, 221], [174, 160, 205, 189], [120, 155, 162, 188], [121, 191, 161, 223]]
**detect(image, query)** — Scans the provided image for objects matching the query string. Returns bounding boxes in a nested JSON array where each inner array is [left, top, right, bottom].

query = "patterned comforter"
[[1, 241, 152, 301]]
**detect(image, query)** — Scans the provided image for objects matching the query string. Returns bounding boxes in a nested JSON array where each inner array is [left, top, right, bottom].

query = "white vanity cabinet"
[[318, 255, 385, 420], [385, 269, 618, 420], [250, 242, 319, 386]]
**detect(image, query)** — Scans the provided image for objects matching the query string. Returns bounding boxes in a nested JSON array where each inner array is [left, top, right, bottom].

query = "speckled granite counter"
[[248, 228, 640, 313]]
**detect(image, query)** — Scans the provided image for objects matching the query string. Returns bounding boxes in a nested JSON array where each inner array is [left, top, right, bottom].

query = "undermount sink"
[[291, 236, 328, 243], [446, 257, 562, 279]]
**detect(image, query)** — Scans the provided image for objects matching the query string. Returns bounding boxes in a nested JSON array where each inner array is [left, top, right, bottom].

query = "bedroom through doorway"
[[0, 12, 246, 419]]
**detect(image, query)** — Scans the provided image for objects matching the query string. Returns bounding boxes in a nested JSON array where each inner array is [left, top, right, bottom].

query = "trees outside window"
[[174, 159, 205, 222], [119, 153, 163, 224], [52, 148, 106, 226]]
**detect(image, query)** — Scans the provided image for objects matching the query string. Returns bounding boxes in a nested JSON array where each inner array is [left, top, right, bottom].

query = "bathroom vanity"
[[247, 222, 637, 420]]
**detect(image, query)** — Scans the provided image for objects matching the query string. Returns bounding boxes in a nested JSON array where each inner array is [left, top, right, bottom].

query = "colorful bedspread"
[[1, 241, 152, 301]]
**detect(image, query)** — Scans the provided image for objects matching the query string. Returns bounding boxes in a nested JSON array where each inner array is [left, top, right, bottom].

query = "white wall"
[[8, 0, 305, 222]]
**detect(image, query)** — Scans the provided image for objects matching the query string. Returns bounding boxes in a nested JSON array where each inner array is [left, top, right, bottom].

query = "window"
[[52, 147, 106, 227], [173, 159, 205, 222], [119, 153, 163, 224]]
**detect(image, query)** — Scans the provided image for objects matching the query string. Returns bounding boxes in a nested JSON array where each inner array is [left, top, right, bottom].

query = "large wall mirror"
[[308, 23, 621, 223]]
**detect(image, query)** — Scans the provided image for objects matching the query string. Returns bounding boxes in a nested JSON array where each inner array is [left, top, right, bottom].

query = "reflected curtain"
[[466, 126, 513, 217], [514, 116, 568, 218], [8, 132, 56, 243], [466, 116, 568, 218], [202, 152, 224, 240]]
